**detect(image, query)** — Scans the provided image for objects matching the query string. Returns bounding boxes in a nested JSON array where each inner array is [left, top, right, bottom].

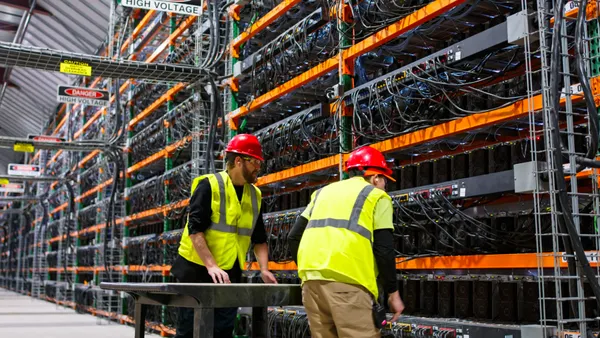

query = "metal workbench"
[[100, 282, 302, 338]]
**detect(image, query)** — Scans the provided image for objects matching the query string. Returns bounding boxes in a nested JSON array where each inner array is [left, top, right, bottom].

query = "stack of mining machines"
[[2, 0, 600, 337]]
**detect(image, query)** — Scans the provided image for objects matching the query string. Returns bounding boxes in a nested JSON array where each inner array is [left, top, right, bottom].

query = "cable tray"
[[0, 42, 206, 82]]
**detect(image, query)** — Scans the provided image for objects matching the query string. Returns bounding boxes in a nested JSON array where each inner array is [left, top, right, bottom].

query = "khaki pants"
[[302, 280, 380, 338]]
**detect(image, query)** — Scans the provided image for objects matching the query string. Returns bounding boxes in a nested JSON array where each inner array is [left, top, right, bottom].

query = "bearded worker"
[[171, 134, 278, 338]]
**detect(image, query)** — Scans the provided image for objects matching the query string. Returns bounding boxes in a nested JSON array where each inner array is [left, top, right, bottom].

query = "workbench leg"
[[134, 302, 147, 338], [251, 307, 268, 338], [194, 307, 214, 338]]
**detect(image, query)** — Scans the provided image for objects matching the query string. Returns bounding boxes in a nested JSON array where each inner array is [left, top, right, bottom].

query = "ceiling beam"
[[0, 21, 17, 31], [0, 68, 18, 89], [0, 0, 50, 16], [0, 11, 21, 25]]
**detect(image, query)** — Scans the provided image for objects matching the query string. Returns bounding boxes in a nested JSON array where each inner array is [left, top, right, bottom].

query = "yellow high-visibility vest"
[[178, 171, 262, 270], [297, 177, 391, 299]]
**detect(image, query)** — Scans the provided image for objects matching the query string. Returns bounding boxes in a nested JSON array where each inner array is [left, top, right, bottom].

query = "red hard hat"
[[225, 134, 264, 161], [346, 146, 395, 182]]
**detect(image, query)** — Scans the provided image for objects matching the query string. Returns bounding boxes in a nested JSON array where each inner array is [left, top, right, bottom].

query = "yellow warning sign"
[[0, 178, 8, 185], [13, 142, 34, 153], [60, 60, 92, 76]]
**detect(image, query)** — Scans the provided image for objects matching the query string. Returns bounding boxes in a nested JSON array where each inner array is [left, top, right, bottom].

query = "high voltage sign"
[[57, 85, 109, 107], [121, 0, 202, 15]]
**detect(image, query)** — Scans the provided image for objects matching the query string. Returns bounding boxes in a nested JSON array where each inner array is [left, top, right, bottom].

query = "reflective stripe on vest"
[[210, 172, 258, 237], [307, 189, 322, 218], [306, 185, 375, 241]]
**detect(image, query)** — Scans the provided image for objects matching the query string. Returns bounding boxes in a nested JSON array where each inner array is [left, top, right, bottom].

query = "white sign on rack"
[[0, 183, 25, 193], [7, 163, 41, 177], [122, 0, 202, 16], [57, 85, 109, 107]]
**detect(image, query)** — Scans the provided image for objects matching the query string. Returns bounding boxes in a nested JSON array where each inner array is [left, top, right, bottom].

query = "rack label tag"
[[560, 83, 583, 99], [0, 178, 8, 185], [60, 60, 92, 76], [561, 251, 599, 263]]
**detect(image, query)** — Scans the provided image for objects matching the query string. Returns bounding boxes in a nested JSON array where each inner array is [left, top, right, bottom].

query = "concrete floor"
[[0, 288, 159, 338]]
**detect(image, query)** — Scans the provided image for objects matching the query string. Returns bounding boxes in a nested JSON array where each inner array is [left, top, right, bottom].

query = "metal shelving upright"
[[530, 1, 600, 336]]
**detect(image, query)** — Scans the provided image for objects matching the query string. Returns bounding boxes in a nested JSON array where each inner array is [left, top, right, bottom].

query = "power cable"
[[548, 1, 600, 332]]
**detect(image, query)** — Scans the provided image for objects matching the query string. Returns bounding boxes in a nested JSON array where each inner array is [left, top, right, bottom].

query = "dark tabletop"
[[100, 282, 303, 308]]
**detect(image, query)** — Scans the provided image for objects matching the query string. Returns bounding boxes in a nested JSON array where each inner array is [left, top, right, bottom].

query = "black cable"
[[0, 224, 7, 253], [205, 77, 221, 174], [37, 201, 49, 283], [549, 0, 600, 329], [570, 0, 599, 172], [63, 180, 76, 286], [103, 149, 122, 283]]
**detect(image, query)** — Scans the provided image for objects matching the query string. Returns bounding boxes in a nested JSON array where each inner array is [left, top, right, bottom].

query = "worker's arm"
[[372, 197, 404, 321], [251, 206, 277, 283], [288, 215, 308, 264], [188, 179, 230, 283], [253, 243, 269, 270], [187, 179, 213, 236], [189, 232, 229, 283], [289, 192, 317, 263], [373, 229, 397, 294], [253, 243, 277, 283], [289, 190, 318, 263]]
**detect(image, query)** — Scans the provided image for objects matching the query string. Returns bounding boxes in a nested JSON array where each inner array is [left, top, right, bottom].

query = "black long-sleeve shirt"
[[288, 210, 398, 296], [171, 178, 267, 283]]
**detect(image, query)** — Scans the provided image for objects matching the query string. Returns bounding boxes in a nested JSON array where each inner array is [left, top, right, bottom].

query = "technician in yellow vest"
[[171, 134, 277, 338], [288, 146, 404, 338]]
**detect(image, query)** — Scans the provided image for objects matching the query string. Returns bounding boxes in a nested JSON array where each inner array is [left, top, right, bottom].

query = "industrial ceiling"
[[0, 0, 110, 174]]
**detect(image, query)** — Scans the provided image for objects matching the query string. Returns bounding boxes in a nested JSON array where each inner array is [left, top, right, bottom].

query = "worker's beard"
[[242, 163, 258, 184]]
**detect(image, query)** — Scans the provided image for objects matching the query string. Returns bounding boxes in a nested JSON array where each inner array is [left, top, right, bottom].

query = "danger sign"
[[8, 164, 41, 177], [28, 135, 65, 143], [57, 85, 109, 107]]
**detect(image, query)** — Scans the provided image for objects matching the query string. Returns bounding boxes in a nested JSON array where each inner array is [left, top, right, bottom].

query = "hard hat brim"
[[226, 150, 264, 162], [364, 168, 396, 182]]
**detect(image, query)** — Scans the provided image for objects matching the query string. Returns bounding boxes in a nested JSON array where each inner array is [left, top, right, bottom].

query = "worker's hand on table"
[[388, 291, 405, 322], [260, 270, 278, 284], [207, 266, 231, 284]]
